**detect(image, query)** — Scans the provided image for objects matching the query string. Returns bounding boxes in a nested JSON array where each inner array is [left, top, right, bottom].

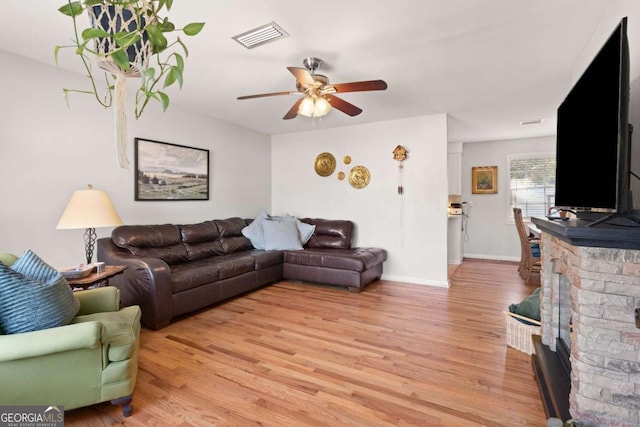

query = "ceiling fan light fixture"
[[298, 95, 332, 118], [238, 57, 386, 119]]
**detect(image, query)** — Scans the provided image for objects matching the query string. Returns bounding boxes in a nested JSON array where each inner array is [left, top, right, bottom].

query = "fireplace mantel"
[[532, 216, 640, 249], [530, 216, 640, 427]]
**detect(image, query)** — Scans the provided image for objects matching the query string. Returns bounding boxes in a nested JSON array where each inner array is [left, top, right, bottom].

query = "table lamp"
[[56, 184, 123, 264]]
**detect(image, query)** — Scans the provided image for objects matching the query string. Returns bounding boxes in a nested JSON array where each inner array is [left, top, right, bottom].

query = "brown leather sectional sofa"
[[97, 217, 387, 330]]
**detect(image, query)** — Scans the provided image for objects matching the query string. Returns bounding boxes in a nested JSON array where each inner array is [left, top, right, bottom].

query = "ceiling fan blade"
[[330, 79, 388, 93], [325, 94, 363, 117], [237, 91, 294, 100], [287, 66, 315, 86], [283, 98, 304, 120]]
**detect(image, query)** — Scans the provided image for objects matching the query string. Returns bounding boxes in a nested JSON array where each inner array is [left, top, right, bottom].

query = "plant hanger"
[[56, 0, 205, 169]]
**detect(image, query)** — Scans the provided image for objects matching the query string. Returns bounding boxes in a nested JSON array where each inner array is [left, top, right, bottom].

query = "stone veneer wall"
[[540, 233, 640, 427]]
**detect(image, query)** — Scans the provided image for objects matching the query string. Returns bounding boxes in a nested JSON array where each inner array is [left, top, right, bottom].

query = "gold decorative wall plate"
[[343, 156, 352, 165], [349, 166, 370, 189], [314, 152, 336, 177], [337, 171, 345, 180]]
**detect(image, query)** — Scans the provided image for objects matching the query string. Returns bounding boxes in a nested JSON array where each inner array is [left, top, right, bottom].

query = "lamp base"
[[84, 227, 97, 265]]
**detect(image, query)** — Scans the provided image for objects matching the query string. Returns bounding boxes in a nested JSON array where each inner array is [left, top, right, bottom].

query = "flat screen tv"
[[554, 17, 636, 224]]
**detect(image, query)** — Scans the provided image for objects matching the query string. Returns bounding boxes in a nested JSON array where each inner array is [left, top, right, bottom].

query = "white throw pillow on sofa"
[[261, 218, 304, 251], [296, 220, 316, 245], [241, 210, 270, 249], [278, 214, 316, 245]]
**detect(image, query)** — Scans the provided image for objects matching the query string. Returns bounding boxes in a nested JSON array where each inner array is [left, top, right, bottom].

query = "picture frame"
[[472, 166, 498, 194], [134, 137, 209, 201]]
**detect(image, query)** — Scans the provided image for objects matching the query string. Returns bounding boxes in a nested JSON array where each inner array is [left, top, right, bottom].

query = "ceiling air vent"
[[232, 22, 289, 49]]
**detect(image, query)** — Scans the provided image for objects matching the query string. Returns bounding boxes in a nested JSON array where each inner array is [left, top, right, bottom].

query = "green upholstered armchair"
[[0, 285, 141, 416]]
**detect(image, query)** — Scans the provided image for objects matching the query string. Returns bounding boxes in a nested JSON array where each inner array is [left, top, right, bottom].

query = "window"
[[508, 153, 556, 220]]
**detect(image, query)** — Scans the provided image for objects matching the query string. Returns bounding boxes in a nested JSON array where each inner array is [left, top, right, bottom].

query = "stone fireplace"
[[533, 217, 640, 427]]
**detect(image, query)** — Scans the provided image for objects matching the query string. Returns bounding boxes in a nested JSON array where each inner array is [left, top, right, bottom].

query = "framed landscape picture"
[[134, 138, 210, 201], [471, 166, 498, 194]]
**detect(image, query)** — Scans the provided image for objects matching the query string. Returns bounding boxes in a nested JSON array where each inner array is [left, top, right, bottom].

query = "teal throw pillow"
[[11, 249, 61, 282], [508, 287, 541, 321], [0, 250, 80, 334]]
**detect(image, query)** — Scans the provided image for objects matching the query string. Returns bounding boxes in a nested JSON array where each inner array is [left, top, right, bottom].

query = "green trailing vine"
[[55, 0, 205, 118]]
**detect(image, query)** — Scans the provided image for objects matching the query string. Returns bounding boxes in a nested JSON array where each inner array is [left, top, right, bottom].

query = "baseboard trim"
[[463, 253, 519, 262], [381, 274, 449, 288]]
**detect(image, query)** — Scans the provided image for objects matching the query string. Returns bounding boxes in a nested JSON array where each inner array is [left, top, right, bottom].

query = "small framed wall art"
[[134, 137, 210, 201], [471, 166, 498, 194]]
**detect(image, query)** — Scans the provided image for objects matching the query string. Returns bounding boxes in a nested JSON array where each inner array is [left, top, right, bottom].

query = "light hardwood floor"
[[65, 259, 545, 426]]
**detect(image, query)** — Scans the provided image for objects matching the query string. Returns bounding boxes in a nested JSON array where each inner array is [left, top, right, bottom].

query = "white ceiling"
[[0, 0, 613, 142]]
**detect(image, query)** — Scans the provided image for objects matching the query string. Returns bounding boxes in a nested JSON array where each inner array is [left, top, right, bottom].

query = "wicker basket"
[[504, 311, 541, 355]]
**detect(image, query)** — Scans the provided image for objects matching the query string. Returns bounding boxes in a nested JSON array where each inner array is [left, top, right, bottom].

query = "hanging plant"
[[55, 0, 205, 168]]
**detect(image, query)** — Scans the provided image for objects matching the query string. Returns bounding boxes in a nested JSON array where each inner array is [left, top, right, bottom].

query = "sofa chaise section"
[[283, 219, 386, 292]]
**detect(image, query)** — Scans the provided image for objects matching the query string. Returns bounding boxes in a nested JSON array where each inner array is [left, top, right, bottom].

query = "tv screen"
[[555, 17, 631, 214]]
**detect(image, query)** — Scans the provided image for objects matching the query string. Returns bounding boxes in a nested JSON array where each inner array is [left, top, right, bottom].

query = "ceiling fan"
[[237, 57, 388, 120]]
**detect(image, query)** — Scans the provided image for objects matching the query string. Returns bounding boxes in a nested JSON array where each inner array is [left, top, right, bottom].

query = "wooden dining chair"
[[513, 207, 541, 284]]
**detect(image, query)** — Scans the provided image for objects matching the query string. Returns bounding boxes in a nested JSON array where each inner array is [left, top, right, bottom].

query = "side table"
[[66, 265, 126, 291]]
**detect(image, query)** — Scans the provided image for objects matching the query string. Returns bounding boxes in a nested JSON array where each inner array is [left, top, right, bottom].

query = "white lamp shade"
[[298, 96, 316, 117], [314, 96, 332, 116], [56, 186, 123, 229], [298, 95, 332, 118]]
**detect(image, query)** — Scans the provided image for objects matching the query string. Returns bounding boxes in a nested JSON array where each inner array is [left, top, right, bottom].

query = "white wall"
[[461, 136, 556, 261], [0, 51, 271, 267], [272, 114, 449, 286], [574, 1, 640, 209], [0, 50, 449, 286]]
